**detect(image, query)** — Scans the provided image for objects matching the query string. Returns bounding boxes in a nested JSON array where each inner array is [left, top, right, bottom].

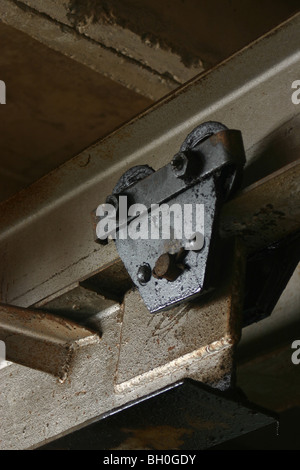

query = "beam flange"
[[0, 303, 100, 381]]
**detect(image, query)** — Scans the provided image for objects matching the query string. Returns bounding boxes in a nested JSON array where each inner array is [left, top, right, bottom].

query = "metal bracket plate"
[[99, 123, 246, 313]]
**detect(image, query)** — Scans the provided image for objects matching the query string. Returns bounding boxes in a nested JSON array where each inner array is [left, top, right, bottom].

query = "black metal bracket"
[[97, 121, 246, 313]]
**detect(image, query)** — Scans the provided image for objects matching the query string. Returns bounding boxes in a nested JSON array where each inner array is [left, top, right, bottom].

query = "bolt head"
[[171, 152, 189, 178], [137, 263, 152, 285], [153, 252, 184, 281]]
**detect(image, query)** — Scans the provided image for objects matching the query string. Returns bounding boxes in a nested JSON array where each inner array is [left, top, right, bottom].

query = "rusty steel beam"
[[0, 303, 100, 381]]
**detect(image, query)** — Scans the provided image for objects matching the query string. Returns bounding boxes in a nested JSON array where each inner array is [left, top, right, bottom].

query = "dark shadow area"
[[213, 407, 300, 449], [242, 115, 300, 188]]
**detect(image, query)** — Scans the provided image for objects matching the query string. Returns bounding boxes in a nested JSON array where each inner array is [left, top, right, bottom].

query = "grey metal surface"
[[0, 302, 100, 380], [115, 179, 219, 313], [34, 282, 117, 325], [0, 14, 298, 309]]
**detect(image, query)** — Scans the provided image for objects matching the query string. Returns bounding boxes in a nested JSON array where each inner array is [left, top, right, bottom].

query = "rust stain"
[[78, 154, 91, 168], [209, 130, 244, 159], [210, 130, 229, 147], [113, 425, 193, 450]]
